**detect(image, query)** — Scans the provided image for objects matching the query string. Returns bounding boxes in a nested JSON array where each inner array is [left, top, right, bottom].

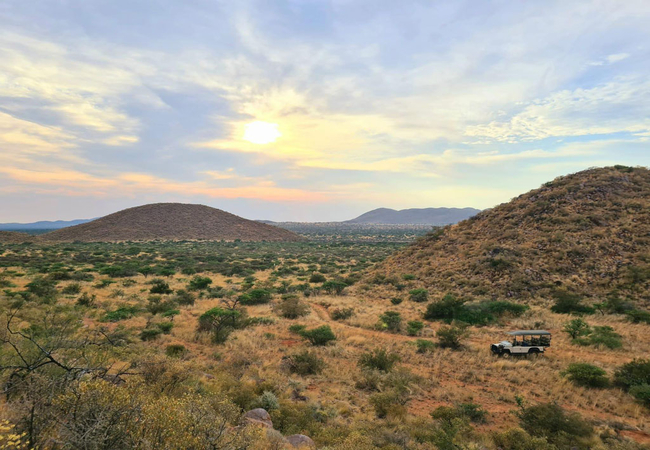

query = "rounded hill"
[[369, 166, 650, 301], [39, 203, 304, 243]]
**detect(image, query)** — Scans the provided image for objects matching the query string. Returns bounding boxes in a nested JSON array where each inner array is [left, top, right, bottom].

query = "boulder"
[[286, 434, 316, 448], [241, 408, 273, 428]]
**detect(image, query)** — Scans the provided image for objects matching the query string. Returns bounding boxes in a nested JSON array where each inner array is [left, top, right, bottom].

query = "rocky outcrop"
[[241, 409, 316, 448]]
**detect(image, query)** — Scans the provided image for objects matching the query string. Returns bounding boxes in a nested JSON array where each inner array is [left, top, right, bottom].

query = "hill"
[[369, 166, 650, 301], [0, 219, 92, 231], [0, 231, 34, 243], [346, 207, 480, 225], [39, 203, 304, 242]]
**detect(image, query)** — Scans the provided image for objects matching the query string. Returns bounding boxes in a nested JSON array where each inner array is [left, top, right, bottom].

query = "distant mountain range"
[[0, 206, 480, 233], [345, 207, 481, 225], [0, 219, 92, 231]]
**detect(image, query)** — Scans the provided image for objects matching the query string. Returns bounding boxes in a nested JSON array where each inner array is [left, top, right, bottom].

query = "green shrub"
[[626, 309, 650, 324], [284, 350, 325, 376], [416, 339, 435, 353], [103, 306, 140, 322], [288, 324, 307, 334], [517, 402, 593, 447], [188, 275, 212, 290], [300, 325, 336, 346], [76, 292, 96, 307], [165, 344, 187, 358], [140, 327, 163, 341], [407, 320, 424, 336], [378, 311, 402, 332], [358, 348, 400, 372], [330, 307, 354, 321], [574, 326, 622, 349], [563, 318, 591, 339], [369, 391, 408, 419], [550, 290, 594, 314], [614, 359, 650, 389], [491, 428, 557, 450], [562, 363, 609, 388], [402, 274, 416, 281], [390, 297, 403, 305], [423, 293, 464, 322], [62, 283, 82, 295], [157, 321, 174, 334], [147, 295, 178, 315], [431, 402, 487, 424], [150, 279, 172, 295], [322, 280, 347, 295], [409, 288, 429, 303], [198, 307, 242, 344], [309, 273, 326, 283], [173, 289, 196, 306], [239, 288, 272, 305], [256, 391, 280, 411], [436, 323, 469, 349], [276, 295, 310, 319], [629, 384, 650, 407]]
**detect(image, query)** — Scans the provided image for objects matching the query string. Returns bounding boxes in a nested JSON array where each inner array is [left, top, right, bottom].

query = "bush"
[[436, 323, 469, 349], [563, 318, 591, 339], [188, 275, 212, 291], [378, 311, 402, 332], [614, 359, 650, 389], [562, 363, 609, 388], [517, 402, 593, 447], [491, 428, 557, 450], [629, 384, 650, 407], [276, 295, 310, 319], [256, 391, 280, 411], [390, 297, 403, 305], [140, 328, 163, 341], [173, 289, 196, 306], [409, 288, 429, 303], [198, 307, 242, 344], [76, 292, 96, 307], [322, 280, 347, 295], [147, 295, 178, 315], [103, 306, 140, 322], [407, 320, 424, 336], [416, 339, 435, 353], [157, 321, 174, 334], [574, 326, 622, 349], [165, 344, 187, 358], [309, 273, 326, 283], [626, 309, 650, 324], [150, 279, 172, 295], [62, 283, 82, 295], [239, 288, 272, 305], [330, 307, 354, 321], [431, 402, 487, 424], [369, 391, 408, 419], [300, 325, 336, 346], [358, 348, 400, 372], [423, 293, 465, 322], [288, 324, 307, 334], [550, 290, 594, 314], [284, 350, 325, 376]]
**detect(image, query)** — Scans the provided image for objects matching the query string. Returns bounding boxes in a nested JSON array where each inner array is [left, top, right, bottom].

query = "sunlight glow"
[[243, 121, 282, 144]]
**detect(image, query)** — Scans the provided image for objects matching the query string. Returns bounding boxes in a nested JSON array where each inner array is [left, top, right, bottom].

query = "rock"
[[286, 434, 315, 448], [241, 408, 273, 428]]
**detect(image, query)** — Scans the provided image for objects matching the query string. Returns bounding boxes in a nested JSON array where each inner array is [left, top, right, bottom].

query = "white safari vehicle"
[[491, 330, 551, 357]]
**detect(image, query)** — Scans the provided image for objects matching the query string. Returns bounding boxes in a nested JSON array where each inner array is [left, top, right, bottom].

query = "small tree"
[[276, 295, 309, 319], [562, 363, 609, 388], [358, 348, 400, 372], [379, 311, 402, 333], [409, 288, 429, 303], [198, 307, 241, 344], [322, 281, 347, 295], [562, 318, 591, 339], [407, 320, 424, 336], [150, 279, 172, 295], [436, 323, 469, 349], [299, 325, 336, 346], [188, 276, 212, 291]]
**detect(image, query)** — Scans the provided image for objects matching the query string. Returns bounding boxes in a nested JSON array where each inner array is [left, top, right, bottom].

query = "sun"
[[243, 121, 282, 145]]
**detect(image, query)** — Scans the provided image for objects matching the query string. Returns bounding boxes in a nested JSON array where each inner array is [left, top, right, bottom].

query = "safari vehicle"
[[491, 330, 551, 357]]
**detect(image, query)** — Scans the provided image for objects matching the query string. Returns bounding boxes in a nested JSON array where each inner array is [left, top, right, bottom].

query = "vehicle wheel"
[[501, 351, 511, 359], [528, 349, 540, 358]]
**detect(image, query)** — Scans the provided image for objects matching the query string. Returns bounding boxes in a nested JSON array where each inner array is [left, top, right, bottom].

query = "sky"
[[1, 0, 649, 222]]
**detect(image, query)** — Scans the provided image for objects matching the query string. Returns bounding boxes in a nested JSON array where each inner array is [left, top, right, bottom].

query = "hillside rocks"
[[241, 408, 316, 448]]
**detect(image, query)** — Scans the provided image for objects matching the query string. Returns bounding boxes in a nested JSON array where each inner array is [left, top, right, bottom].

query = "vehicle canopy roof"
[[507, 330, 551, 336]]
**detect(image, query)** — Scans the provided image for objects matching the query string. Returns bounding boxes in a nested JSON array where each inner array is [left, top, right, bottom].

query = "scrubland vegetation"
[[1, 167, 650, 449]]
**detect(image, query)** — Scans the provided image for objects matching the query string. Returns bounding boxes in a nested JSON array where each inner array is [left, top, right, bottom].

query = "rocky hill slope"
[[39, 203, 304, 242], [369, 166, 650, 301], [346, 207, 480, 225]]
